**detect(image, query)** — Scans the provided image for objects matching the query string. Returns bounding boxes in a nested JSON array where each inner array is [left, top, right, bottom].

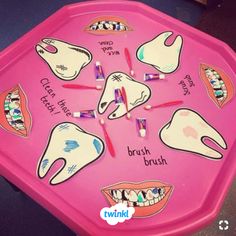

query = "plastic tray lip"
[[0, 0, 236, 235]]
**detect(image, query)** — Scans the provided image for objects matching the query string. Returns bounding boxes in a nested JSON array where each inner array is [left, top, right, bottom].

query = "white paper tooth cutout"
[[137, 31, 183, 74], [159, 109, 227, 159], [36, 38, 92, 81], [37, 122, 104, 185], [98, 72, 151, 119]]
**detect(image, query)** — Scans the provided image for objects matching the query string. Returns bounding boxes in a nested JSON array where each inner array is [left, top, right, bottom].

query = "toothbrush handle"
[[102, 126, 116, 158]]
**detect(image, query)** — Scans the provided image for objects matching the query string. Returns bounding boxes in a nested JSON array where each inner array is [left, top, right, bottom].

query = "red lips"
[[102, 180, 173, 217], [0, 85, 32, 137], [200, 63, 234, 108], [85, 16, 132, 35]]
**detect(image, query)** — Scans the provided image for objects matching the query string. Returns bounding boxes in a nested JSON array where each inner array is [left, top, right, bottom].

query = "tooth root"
[[98, 87, 114, 114], [36, 38, 92, 81], [137, 31, 183, 73], [42, 38, 65, 49], [37, 122, 104, 185], [172, 35, 183, 52], [203, 125, 227, 149], [36, 45, 54, 61], [158, 31, 173, 43], [50, 162, 78, 185], [160, 109, 227, 159], [108, 104, 127, 119], [198, 141, 223, 158]]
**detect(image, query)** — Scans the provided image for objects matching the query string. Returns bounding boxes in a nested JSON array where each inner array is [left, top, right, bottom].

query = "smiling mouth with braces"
[[89, 21, 128, 31], [4, 90, 25, 131], [102, 181, 173, 217], [205, 68, 227, 101], [85, 16, 132, 35], [200, 64, 234, 108], [0, 85, 31, 137]]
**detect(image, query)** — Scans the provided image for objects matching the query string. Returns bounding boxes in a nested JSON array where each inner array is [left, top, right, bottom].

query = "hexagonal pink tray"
[[0, 1, 236, 235]]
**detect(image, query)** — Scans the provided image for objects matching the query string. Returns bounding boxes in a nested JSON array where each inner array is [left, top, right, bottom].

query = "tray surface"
[[0, 1, 236, 235]]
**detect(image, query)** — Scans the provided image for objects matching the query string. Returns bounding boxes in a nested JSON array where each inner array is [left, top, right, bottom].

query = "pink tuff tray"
[[0, 1, 236, 235]]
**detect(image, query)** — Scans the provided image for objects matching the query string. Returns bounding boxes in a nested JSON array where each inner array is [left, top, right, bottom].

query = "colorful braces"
[[102, 181, 173, 217], [0, 85, 31, 137], [200, 64, 234, 108], [85, 16, 132, 35]]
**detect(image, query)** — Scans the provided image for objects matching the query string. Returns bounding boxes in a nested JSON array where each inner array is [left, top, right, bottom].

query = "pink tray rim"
[[0, 1, 236, 235]]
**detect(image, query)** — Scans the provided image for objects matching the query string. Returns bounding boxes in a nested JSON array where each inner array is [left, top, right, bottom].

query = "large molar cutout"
[[137, 31, 183, 74], [159, 109, 227, 159], [98, 72, 151, 119], [37, 122, 104, 185], [36, 38, 92, 81]]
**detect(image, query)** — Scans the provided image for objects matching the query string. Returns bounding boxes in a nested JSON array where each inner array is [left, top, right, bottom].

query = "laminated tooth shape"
[[137, 31, 183, 74], [98, 72, 151, 119], [159, 108, 227, 159], [0, 84, 32, 137], [37, 122, 104, 185], [35, 38, 92, 81]]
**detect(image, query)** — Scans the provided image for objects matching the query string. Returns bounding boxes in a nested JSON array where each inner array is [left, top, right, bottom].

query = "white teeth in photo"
[[128, 190, 138, 202], [149, 200, 154, 205], [154, 198, 159, 204], [116, 190, 122, 200], [108, 187, 166, 207]]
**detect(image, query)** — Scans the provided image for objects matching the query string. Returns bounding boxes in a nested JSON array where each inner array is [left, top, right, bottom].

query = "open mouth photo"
[[102, 181, 173, 217], [200, 63, 234, 108], [85, 16, 132, 35], [0, 85, 31, 137]]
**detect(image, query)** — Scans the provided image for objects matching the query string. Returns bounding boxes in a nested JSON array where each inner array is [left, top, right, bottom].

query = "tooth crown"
[[137, 31, 183, 74], [98, 72, 151, 119], [36, 38, 92, 81], [37, 122, 104, 185], [159, 108, 227, 159]]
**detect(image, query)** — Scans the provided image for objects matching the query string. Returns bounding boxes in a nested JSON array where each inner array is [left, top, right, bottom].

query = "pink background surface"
[[0, 1, 236, 235]]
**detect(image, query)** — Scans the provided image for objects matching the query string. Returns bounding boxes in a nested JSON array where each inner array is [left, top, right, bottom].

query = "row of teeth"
[[205, 68, 227, 100], [109, 188, 165, 207], [90, 21, 128, 31], [4, 91, 25, 131]]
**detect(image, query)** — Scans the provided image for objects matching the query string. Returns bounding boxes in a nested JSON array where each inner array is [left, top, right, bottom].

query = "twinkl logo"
[[100, 203, 135, 225]]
